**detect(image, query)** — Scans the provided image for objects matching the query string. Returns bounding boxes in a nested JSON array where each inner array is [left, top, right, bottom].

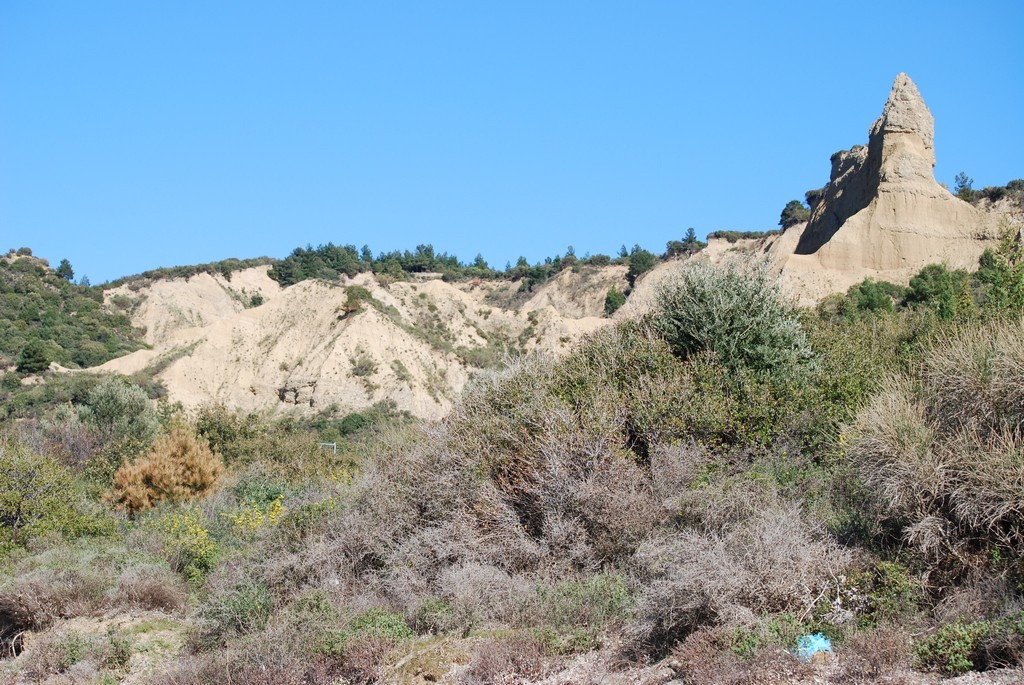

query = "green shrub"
[[779, 199, 811, 228], [148, 505, 219, 582], [343, 285, 373, 314], [412, 598, 455, 634], [80, 377, 160, 475], [348, 607, 413, 641], [653, 258, 813, 376], [200, 580, 274, 646], [194, 406, 331, 482], [275, 498, 339, 546], [848, 561, 921, 627], [350, 351, 377, 377], [848, 279, 907, 314], [915, 620, 989, 675], [530, 574, 631, 627], [16, 339, 50, 373], [906, 264, 973, 320], [318, 607, 413, 657], [0, 439, 92, 547], [103, 627, 134, 670], [604, 287, 626, 316], [979, 186, 1008, 203], [108, 256, 275, 288], [664, 228, 706, 257], [233, 476, 287, 508], [0, 372, 19, 392], [195, 403, 263, 464], [974, 229, 1024, 312], [706, 229, 781, 243], [728, 613, 810, 660], [529, 626, 597, 655], [626, 246, 657, 286], [805, 186, 826, 209]]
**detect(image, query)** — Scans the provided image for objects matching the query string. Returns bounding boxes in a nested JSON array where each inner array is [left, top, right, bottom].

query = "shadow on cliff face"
[[795, 135, 882, 255]]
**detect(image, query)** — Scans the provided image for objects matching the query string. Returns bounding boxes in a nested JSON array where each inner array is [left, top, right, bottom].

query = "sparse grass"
[[350, 350, 377, 377]]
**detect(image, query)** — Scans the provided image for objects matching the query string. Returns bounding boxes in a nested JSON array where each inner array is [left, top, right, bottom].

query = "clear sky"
[[2, 1, 1021, 284]]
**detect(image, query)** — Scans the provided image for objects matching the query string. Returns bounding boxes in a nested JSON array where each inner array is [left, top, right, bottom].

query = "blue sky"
[[2, 1, 1021, 283]]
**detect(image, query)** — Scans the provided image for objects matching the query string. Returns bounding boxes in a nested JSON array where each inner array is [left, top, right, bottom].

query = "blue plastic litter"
[[795, 633, 832, 662]]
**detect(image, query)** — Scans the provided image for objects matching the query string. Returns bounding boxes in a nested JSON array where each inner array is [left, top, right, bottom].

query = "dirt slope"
[[99, 267, 622, 419]]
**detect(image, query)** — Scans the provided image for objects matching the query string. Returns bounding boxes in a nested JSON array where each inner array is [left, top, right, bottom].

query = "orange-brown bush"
[[110, 424, 224, 514]]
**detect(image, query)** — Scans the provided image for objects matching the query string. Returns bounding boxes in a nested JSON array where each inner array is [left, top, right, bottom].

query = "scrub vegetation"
[[5, 239, 1024, 682]]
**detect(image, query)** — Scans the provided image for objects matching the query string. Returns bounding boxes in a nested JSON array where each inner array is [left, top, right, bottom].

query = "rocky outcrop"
[[97, 267, 617, 420], [783, 73, 998, 300]]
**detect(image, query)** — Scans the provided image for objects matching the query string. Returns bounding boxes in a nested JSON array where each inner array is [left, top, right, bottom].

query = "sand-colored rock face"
[[785, 73, 999, 301], [104, 266, 281, 346], [97, 267, 624, 420]]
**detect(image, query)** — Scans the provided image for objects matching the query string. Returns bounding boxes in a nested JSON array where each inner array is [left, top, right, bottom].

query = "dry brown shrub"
[[1, 567, 108, 633], [461, 633, 550, 685], [110, 424, 224, 514], [847, 324, 1024, 570], [157, 630, 346, 685], [437, 562, 523, 629], [114, 563, 188, 613], [923, 320, 1024, 432], [942, 428, 1024, 550], [650, 441, 713, 505], [845, 378, 940, 524], [670, 627, 745, 684], [932, 574, 1022, 626], [740, 648, 812, 685], [670, 627, 812, 685], [337, 634, 393, 684], [628, 503, 848, 653], [677, 473, 784, 531], [0, 595, 31, 657], [836, 625, 912, 682], [571, 449, 659, 561]]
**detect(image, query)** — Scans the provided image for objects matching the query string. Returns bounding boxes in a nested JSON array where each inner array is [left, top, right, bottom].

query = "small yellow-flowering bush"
[[225, 495, 286, 536], [111, 424, 224, 514], [153, 505, 217, 582]]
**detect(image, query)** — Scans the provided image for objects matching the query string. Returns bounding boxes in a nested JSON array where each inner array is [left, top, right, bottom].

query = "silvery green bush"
[[653, 258, 813, 375]]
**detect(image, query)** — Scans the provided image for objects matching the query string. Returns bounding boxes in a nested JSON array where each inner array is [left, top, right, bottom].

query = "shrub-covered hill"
[[0, 251, 144, 371], [6, 253, 1024, 683]]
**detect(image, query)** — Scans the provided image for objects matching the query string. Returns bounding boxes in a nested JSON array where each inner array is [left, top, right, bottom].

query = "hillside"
[[98, 264, 625, 419], [0, 250, 144, 371]]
